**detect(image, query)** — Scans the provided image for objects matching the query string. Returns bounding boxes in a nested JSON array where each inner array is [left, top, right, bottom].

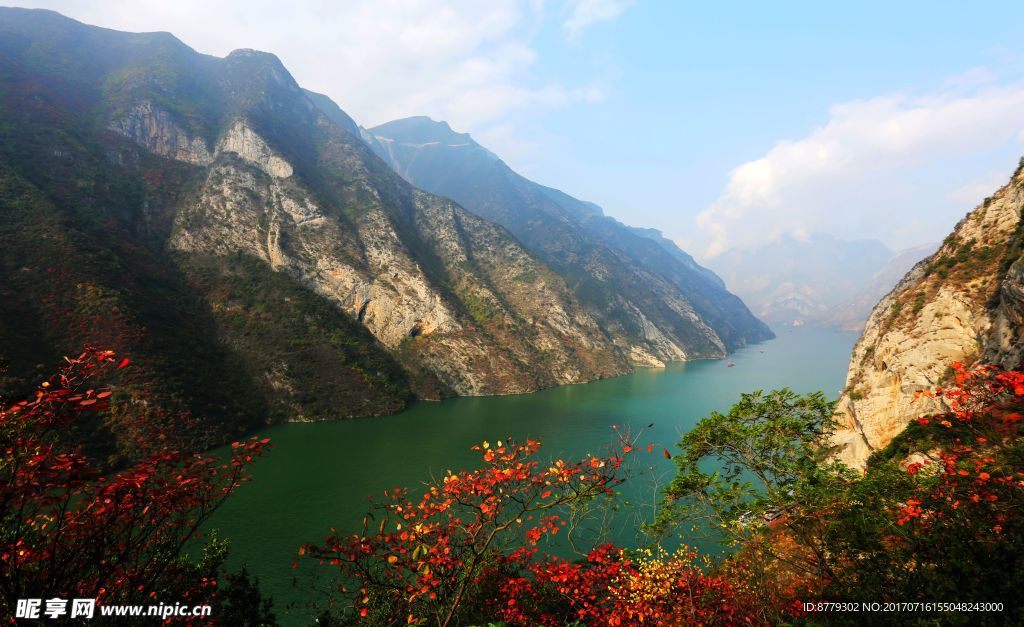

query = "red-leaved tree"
[[795, 362, 1024, 615], [0, 348, 270, 615], [303, 435, 759, 626], [491, 543, 758, 626], [303, 437, 628, 625]]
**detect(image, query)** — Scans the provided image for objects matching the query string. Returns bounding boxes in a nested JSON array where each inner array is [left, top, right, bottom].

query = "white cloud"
[[697, 78, 1024, 257], [563, 0, 633, 42], [8, 0, 622, 157]]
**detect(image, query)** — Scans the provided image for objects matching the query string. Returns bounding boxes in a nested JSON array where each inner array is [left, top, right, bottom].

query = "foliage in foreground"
[[7, 346, 1023, 625], [0, 349, 276, 624], [303, 435, 758, 626], [659, 363, 1024, 625], [307, 363, 1024, 626]]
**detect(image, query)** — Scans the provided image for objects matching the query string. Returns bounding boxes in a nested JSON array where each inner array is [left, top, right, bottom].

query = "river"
[[204, 325, 857, 622]]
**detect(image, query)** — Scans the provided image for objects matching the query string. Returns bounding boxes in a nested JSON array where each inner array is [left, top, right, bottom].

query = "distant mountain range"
[[0, 8, 770, 455], [708, 234, 938, 330], [819, 242, 940, 330]]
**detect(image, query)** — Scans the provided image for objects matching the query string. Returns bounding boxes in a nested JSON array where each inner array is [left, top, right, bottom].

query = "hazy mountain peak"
[[0, 7, 195, 55], [709, 233, 897, 326], [820, 241, 940, 331], [370, 116, 478, 147], [225, 47, 283, 64], [360, 116, 501, 172], [223, 47, 299, 90]]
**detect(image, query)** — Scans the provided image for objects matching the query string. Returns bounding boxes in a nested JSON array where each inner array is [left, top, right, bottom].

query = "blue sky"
[[11, 1, 1024, 257], [521, 1, 1024, 255]]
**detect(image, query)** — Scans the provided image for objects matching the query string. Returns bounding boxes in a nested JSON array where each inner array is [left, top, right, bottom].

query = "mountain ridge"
[[0, 8, 773, 460], [0, 7, 641, 456], [360, 115, 773, 365]]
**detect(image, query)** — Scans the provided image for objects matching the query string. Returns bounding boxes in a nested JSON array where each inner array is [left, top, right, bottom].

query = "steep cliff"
[[361, 117, 773, 366], [0, 8, 634, 457], [832, 161, 1024, 468]]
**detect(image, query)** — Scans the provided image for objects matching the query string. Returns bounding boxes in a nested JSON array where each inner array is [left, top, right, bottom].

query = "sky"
[[9, 1, 1024, 258]]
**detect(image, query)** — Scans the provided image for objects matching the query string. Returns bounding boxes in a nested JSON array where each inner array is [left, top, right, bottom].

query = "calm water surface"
[[205, 325, 857, 622]]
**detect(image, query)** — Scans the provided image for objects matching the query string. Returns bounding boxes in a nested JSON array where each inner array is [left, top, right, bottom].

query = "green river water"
[[205, 325, 858, 622]]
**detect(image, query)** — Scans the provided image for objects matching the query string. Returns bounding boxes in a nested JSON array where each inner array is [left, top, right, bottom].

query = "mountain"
[[819, 242, 940, 331], [832, 160, 1024, 468], [0, 8, 642, 455], [300, 88, 360, 137], [708, 234, 895, 327], [626, 225, 726, 288], [359, 117, 773, 365]]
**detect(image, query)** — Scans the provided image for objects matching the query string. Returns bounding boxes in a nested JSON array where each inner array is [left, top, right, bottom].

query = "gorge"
[[0, 8, 769, 461], [3, 5, 1024, 625], [205, 325, 856, 622]]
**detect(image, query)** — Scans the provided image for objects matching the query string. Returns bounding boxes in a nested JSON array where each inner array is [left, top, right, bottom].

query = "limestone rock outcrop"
[[833, 163, 1024, 468]]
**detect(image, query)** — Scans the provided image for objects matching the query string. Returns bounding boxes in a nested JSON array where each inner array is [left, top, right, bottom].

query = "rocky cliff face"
[[361, 117, 773, 366], [103, 57, 630, 396], [832, 163, 1024, 468], [0, 5, 633, 442], [109, 100, 213, 166], [165, 123, 625, 395]]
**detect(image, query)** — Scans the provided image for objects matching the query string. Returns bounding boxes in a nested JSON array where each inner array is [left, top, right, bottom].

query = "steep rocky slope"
[[0, 8, 636, 455], [832, 162, 1024, 467], [360, 117, 773, 365]]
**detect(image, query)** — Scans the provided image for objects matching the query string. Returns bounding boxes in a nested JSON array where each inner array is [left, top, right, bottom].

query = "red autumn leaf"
[[117, 357, 131, 369], [0, 346, 268, 611]]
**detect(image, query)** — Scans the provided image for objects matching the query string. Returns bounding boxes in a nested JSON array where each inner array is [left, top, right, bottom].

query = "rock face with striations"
[[832, 162, 1024, 468], [0, 8, 773, 457], [0, 7, 631, 457], [360, 117, 773, 366]]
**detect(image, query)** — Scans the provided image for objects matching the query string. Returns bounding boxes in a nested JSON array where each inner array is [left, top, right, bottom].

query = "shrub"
[[0, 348, 273, 620]]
